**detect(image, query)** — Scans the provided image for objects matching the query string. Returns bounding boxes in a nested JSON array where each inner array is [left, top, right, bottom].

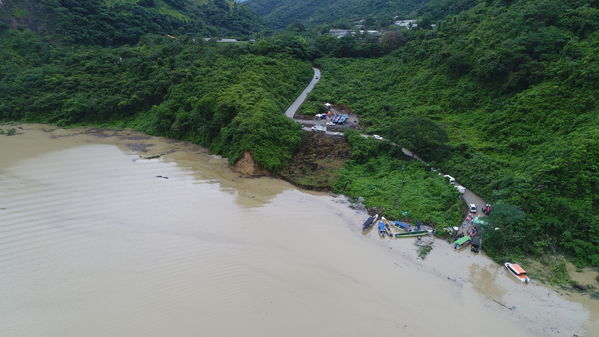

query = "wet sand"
[[1, 124, 597, 337]]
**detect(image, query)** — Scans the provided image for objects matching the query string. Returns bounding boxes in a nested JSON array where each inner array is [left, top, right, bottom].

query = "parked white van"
[[443, 175, 456, 184]]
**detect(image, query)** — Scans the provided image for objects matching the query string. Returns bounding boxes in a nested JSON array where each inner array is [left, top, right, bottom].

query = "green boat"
[[394, 230, 430, 238], [453, 235, 472, 249]]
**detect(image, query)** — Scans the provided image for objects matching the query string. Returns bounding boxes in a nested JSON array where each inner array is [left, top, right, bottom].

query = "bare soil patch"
[[278, 133, 351, 191]]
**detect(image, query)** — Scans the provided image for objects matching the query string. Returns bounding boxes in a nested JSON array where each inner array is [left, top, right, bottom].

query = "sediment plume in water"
[[0, 124, 596, 337]]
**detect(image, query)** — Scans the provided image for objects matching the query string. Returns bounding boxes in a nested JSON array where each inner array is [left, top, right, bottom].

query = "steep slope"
[[246, 0, 428, 28], [307, 0, 599, 265], [0, 0, 262, 45], [0, 28, 312, 170]]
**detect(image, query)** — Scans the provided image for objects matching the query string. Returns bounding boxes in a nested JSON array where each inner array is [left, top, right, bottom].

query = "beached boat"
[[393, 221, 411, 230], [394, 230, 430, 238], [504, 263, 530, 283], [453, 235, 472, 249], [378, 221, 387, 237], [385, 222, 393, 234], [362, 214, 377, 231]]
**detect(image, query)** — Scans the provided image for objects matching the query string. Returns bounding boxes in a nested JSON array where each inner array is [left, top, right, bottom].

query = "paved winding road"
[[284, 67, 488, 217], [285, 68, 321, 118]]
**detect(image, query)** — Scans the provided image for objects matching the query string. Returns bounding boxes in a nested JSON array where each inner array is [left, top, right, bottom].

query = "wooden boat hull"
[[394, 230, 429, 238]]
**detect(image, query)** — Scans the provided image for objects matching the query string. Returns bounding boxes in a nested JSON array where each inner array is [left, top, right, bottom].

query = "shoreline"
[[2, 122, 597, 297], [1, 123, 597, 337]]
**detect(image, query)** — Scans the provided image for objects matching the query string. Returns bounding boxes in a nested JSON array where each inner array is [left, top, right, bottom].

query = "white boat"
[[504, 262, 530, 283]]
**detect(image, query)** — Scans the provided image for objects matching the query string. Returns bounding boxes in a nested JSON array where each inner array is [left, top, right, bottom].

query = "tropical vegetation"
[[304, 0, 598, 266], [1, 0, 597, 268]]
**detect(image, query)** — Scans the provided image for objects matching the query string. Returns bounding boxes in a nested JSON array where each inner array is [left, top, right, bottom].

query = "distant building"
[[329, 29, 380, 38], [329, 29, 353, 38], [361, 30, 381, 35], [216, 38, 239, 43], [394, 20, 418, 29]]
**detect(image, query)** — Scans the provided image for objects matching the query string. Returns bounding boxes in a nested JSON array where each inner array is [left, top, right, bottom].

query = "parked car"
[[482, 204, 492, 215], [443, 175, 456, 184], [373, 134, 383, 140], [469, 204, 477, 213], [455, 185, 466, 194], [471, 237, 481, 253]]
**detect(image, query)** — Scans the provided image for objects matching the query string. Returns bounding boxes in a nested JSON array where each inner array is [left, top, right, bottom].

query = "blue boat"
[[378, 221, 387, 237], [393, 221, 411, 230], [362, 215, 376, 231]]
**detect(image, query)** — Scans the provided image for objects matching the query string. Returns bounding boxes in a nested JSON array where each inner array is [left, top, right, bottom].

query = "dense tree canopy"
[[0, 0, 262, 46], [0, 30, 312, 170], [307, 0, 599, 266], [246, 0, 428, 29], [1, 0, 597, 268]]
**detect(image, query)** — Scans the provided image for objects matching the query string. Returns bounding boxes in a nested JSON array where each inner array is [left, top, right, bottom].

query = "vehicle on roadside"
[[443, 175, 456, 184], [482, 204, 492, 215], [504, 263, 530, 283], [469, 204, 477, 213], [455, 185, 466, 194], [310, 125, 326, 133], [326, 122, 335, 126], [373, 134, 383, 140], [471, 236, 481, 253]]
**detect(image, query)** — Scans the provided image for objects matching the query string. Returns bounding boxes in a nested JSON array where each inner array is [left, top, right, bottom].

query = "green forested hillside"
[[306, 0, 598, 265], [0, 0, 261, 45], [0, 29, 312, 170], [1, 0, 597, 269], [246, 0, 428, 28]]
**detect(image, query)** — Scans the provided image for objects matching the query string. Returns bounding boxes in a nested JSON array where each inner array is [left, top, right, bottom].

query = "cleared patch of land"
[[278, 133, 351, 190]]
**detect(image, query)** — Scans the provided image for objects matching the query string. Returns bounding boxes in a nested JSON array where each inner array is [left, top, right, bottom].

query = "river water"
[[1, 124, 597, 337]]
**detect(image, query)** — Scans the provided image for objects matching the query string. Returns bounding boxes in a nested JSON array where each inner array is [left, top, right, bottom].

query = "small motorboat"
[[362, 214, 377, 231], [378, 221, 387, 238], [504, 263, 530, 283], [394, 230, 430, 238], [393, 221, 411, 230]]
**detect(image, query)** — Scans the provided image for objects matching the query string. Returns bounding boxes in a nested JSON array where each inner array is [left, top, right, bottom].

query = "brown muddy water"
[[1, 124, 597, 337]]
